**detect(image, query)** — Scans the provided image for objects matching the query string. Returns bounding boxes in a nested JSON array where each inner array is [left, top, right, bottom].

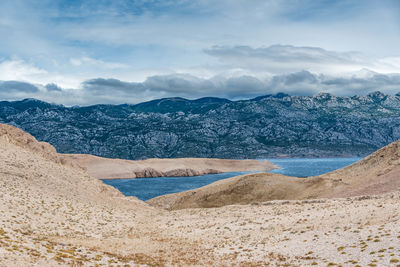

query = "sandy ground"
[[166, 193, 400, 266], [2, 124, 400, 266], [63, 154, 277, 179]]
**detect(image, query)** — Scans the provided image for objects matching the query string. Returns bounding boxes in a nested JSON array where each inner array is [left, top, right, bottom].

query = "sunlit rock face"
[[1, 92, 400, 159]]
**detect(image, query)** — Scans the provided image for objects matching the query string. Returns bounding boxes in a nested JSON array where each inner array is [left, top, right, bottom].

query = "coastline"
[[63, 154, 278, 179]]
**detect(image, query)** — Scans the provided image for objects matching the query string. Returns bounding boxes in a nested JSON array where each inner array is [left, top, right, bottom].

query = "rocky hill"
[[1, 91, 400, 159]]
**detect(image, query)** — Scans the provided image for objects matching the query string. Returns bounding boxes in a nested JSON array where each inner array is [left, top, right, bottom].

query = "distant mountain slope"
[[1, 91, 400, 159]]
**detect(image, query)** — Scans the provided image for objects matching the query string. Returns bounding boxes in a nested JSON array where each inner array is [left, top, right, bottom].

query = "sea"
[[102, 157, 361, 201]]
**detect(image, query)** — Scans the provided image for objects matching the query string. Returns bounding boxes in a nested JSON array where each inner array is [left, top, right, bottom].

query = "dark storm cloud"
[[45, 83, 62, 91], [82, 78, 144, 93], [0, 81, 40, 92], [144, 74, 214, 94], [272, 70, 319, 85], [320, 72, 400, 94]]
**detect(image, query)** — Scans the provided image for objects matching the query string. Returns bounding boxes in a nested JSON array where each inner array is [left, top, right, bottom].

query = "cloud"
[[205, 45, 358, 64], [1, 70, 400, 106], [1, 0, 399, 83], [319, 72, 400, 95], [204, 45, 372, 75], [143, 74, 215, 94], [0, 81, 39, 92], [83, 78, 136, 91], [0, 59, 82, 89], [0, 1, 399, 104], [45, 83, 62, 91], [0, 81, 40, 101], [69, 57, 128, 69], [0, 59, 47, 82]]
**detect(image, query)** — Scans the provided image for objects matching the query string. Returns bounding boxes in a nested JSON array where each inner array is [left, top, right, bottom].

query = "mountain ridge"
[[1, 91, 400, 159]]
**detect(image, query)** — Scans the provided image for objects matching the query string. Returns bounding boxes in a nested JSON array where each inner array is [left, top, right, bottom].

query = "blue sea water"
[[102, 157, 361, 201], [103, 171, 251, 201], [267, 157, 362, 177]]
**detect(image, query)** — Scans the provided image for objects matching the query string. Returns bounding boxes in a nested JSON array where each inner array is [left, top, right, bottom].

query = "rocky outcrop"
[[164, 168, 220, 177], [130, 168, 219, 178]]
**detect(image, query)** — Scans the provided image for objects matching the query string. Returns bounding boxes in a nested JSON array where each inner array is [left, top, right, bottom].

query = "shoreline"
[[63, 154, 278, 179], [101, 170, 263, 181]]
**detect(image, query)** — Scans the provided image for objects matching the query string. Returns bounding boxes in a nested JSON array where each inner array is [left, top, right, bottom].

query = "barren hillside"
[[0, 124, 223, 266]]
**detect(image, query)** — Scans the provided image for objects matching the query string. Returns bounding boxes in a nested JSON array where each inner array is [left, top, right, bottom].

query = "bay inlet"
[[103, 157, 361, 201]]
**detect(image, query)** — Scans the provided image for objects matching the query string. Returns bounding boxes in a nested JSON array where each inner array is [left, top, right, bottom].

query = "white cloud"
[[69, 58, 83, 66], [204, 45, 400, 76], [0, 59, 47, 81], [374, 57, 400, 73], [0, 59, 84, 89], [69, 57, 128, 69]]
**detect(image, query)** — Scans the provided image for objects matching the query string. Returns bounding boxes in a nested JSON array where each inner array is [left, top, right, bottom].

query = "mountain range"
[[1, 91, 400, 159]]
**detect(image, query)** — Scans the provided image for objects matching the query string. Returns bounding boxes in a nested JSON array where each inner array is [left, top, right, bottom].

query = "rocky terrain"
[[147, 140, 400, 210], [2, 91, 400, 159], [64, 154, 277, 179], [2, 123, 400, 266]]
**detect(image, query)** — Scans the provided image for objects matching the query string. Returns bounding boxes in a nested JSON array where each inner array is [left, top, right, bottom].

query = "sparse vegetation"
[[2, 124, 400, 266]]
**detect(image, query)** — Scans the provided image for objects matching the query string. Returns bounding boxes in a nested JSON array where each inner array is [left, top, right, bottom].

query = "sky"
[[0, 0, 400, 106]]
